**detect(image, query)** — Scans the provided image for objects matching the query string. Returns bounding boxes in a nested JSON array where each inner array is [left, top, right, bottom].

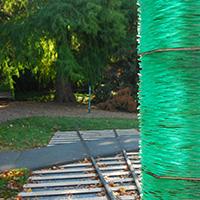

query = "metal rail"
[[113, 129, 142, 195], [76, 130, 121, 200]]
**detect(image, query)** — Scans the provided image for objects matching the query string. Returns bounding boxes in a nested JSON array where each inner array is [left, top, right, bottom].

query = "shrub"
[[97, 87, 137, 113]]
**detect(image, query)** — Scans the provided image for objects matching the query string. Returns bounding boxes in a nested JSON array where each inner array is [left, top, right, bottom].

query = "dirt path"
[[0, 101, 137, 123]]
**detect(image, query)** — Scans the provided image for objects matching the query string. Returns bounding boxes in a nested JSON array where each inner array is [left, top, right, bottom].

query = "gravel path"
[[0, 101, 137, 123]]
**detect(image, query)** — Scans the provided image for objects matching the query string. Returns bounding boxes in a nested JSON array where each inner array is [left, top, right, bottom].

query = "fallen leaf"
[[117, 187, 127, 195], [16, 196, 22, 200]]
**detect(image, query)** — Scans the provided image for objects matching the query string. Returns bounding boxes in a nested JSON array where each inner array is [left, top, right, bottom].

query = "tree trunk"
[[55, 75, 76, 103]]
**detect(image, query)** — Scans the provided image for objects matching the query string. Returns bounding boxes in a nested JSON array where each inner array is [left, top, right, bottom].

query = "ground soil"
[[0, 101, 137, 123]]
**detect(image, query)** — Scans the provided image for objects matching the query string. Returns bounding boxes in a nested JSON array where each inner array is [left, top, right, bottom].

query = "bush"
[[97, 87, 137, 113]]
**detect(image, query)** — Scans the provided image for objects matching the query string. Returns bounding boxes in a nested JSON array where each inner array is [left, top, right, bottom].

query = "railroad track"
[[18, 129, 141, 200]]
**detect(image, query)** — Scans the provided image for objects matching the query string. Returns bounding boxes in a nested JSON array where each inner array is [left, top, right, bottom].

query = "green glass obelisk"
[[138, 1, 200, 199]]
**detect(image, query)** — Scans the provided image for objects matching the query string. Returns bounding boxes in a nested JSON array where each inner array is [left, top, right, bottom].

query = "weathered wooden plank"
[[60, 160, 140, 168], [21, 195, 136, 200], [96, 157, 124, 161], [71, 196, 136, 200], [33, 167, 95, 174], [71, 197, 107, 200], [97, 161, 140, 168], [24, 180, 99, 188], [61, 163, 92, 168], [96, 156, 139, 161], [30, 173, 96, 181], [97, 160, 125, 165], [33, 165, 128, 175], [24, 178, 133, 189], [126, 152, 139, 156], [19, 185, 136, 197], [30, 171, 131, 181]]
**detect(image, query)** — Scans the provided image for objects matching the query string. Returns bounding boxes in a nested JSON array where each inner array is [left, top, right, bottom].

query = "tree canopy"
[[0, 0, 137, 102]]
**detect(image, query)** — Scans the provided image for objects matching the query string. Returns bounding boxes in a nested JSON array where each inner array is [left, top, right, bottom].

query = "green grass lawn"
[[0, 116, 138, 151]]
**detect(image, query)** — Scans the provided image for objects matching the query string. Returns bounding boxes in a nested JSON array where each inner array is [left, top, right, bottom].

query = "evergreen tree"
[[0, 0, 135, 103]]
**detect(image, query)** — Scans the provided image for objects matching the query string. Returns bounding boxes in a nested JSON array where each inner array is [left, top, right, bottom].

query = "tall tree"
[[0, 0, 130, 103]]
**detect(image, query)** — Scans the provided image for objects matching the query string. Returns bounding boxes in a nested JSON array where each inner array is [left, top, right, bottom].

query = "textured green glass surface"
[[138, 0, 200, 53], [138, 1, 200, 199]]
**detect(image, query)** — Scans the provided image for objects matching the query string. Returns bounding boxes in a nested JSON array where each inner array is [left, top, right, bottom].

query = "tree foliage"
[[0, 0, 137, 102], [94, 0, 139, 103]]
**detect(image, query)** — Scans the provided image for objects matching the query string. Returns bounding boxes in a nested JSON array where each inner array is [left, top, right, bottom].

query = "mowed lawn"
[[0, 116, 139, 151]]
